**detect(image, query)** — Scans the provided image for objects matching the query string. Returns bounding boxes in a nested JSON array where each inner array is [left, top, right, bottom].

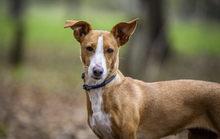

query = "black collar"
[[81, 72, 116, 91]]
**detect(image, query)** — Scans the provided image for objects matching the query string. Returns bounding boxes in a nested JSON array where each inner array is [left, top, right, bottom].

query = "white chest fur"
[[88, 88, 113, 139]]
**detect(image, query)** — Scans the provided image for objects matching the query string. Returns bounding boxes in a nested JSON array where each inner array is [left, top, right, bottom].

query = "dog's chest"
[[88, 88, 113, 138]]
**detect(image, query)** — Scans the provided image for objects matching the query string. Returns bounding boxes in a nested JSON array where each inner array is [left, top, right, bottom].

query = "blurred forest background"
[[0, 0, 220, 138]]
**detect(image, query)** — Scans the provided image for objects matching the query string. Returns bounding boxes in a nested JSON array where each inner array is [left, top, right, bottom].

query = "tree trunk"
[[9, 0, 25, 66], [121, 0, 169, 81], [144, 0, 169, 81]]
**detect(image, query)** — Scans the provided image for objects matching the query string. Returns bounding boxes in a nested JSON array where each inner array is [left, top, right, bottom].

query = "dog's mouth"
[[90, 73, 107, 81], [91, 75, 103, 80]]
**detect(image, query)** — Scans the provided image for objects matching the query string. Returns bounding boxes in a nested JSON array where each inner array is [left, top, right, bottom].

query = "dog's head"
[[64, 19, 138, 81]]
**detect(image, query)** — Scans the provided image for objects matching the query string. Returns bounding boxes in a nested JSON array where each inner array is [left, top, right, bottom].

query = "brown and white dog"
[[64, 19, 220, 139]]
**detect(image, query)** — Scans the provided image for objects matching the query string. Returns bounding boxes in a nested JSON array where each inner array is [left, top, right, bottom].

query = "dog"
[[64, 18, 220, 139]]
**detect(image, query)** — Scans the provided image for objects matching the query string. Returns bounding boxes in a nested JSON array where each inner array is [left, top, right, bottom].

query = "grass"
[[0, 4, 127, 50], [168, 20, 220, 55], [0, 122, 7, 138], [1, 3, 220, 56]]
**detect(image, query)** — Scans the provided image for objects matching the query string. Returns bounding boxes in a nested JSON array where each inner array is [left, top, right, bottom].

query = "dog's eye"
[[106, 48, 114, 54], [86, 47, 93, 52]]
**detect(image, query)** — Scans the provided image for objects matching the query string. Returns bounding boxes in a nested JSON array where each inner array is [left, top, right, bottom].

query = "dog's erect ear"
[[110, 18, 138, 46], [64, 20, 92, 43]]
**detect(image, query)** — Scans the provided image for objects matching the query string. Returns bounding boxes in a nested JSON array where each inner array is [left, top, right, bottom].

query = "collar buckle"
[[83, 84, 92, 91]]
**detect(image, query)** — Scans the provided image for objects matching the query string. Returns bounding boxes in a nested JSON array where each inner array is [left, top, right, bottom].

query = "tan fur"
[[64, 19, 220, 139]]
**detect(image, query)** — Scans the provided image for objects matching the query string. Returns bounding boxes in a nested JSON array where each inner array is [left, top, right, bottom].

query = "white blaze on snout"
[[88, 35, 107, 82], [87, 35, 114, 138]]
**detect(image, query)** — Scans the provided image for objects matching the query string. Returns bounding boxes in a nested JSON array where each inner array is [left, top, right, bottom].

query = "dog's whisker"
[[79, 66, 88, 71], [119, 56, 126, 60]]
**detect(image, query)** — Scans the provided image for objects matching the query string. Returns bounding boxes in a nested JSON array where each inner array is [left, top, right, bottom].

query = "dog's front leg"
[[119, 131, 137, 139], [111, 124, 137, 139]]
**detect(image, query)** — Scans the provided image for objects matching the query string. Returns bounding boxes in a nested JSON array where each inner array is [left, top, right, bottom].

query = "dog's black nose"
[[93, 66, 104, 77]]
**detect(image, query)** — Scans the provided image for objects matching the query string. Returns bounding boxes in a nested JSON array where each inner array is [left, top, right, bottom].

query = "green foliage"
[[0, 122, 7, 137], [169, 21, 220, 55]]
